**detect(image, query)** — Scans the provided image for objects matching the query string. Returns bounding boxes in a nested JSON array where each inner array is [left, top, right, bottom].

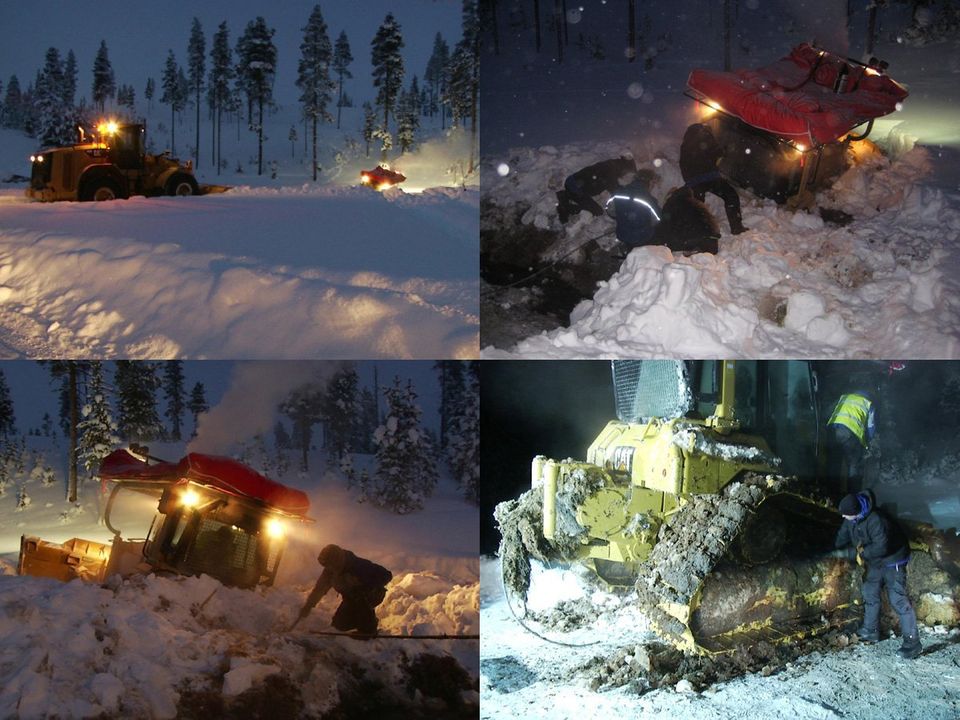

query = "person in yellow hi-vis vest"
[[827, 391, 876, 489]]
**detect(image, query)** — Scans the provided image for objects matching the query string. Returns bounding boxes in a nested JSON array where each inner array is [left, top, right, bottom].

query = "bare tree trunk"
[[562, 0, 569, 45], [866, 2, 879, 55], [67, 365, 78, 504], [195, 86, 201, 169], [555, 0, 563, 62], [534, 0, 542, 52], [211, 103, 216, 168], [628, 0, 637, 62], [257, 96, 264, 176], [170, 104, 176, 155], [723, 0, 733, 70], [312, 115, 318, 181], [337, 71, 344, 129]]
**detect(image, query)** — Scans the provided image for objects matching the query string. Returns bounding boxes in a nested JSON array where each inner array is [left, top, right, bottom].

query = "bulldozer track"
[[635, 472, 859, 654], [304, 630, 479, 641]]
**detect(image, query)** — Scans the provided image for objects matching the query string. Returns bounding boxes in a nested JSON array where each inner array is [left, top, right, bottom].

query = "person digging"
[[294, 544, 393, 637], [834, 492, 922, 660]]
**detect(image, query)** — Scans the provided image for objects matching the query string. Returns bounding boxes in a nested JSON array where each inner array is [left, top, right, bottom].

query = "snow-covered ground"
[[0, 441, 479, 719], [480, 556, 960, 720], [480, 1, 960, 358], [0, 119, 478, 360]]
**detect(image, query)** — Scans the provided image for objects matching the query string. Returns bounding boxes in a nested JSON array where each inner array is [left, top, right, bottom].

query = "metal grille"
[[611, 360, 693, 423]]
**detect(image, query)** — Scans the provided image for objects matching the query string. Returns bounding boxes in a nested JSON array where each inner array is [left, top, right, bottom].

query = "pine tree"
[[35, 48, 74, 147], [435, 361, 466, 451], [208, 21, 234, 176], [447, 361, 479, 503], [396, 89, 419, 153], [321, 365, 360, 461], [0, 369, 15, 437], [161, 51, 186, 155], [41, 413, 54, 438], [92, 40, 116, 113], [453, 0, 480, 171], [145, 77, 155, 113], [46, 361, 85, 502], [370, 13, 405, 147], [289, 124, 298, 158], [2, 75, 24, 129], [361, 101, 377, 157], [369, 377, 438, 514], [77, 361, 119, 478], [425, 34, 450, 126], [297, 5, 335, 182], [236, 16, 277, 176], [114, 361, 162, 442], [280, 383, 324, 472], [64, 50, 78, 108], [163, 360, 186, 441], [357, 385, 378, 453], [188, 382, 208, 438], [273, 420, 291, 449], [333, 30, 353, 130], [187, 17, 206, 170]]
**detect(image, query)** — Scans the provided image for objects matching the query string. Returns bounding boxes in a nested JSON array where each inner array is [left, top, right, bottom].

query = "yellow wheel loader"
[[26, 121, 230, 202], [18, 448, 310, 589], [495, 360, 960, 655]]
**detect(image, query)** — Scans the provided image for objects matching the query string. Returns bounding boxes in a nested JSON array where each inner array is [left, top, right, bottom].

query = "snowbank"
[[482, 139, 960, 358], [0, 184, 478, 358]]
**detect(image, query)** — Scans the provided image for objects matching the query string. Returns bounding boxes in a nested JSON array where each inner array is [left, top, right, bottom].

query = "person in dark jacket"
[[297, 544, 393, 635], [605, 169, 662, 249], [557, 156, 636, 224], [827, 391, 876, 490], [651, 186, 720, 254], [679, 123, 746, 235], [834, 491, 921, 659]]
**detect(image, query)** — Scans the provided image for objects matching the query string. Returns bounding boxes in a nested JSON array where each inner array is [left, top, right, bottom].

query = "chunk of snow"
[[222, 660, 281, 697]]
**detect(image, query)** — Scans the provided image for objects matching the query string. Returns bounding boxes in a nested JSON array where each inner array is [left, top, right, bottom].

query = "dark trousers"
[[691, 177, 743, 233], [830, 425, 864, 490], [332, 593, 379, 634], [559, 177, 604, 218], [861, 562, 919, 639]]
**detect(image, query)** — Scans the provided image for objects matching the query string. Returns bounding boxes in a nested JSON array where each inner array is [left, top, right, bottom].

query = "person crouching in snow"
[[556, 156, 637, 224], [297, 544, 393, 636], [679, 123, 747, 235], [651, 186, 721, 255], [605, 169, 662, 250]]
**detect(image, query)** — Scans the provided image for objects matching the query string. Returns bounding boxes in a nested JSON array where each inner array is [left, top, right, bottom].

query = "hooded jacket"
[[834, 492, 909, 568]]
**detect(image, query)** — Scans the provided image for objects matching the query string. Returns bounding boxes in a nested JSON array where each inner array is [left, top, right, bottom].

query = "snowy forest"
[[0, 360, 479, 518], [0, 1, 479, 179]]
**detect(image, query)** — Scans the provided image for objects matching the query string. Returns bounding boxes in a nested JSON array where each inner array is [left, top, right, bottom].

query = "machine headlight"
[[181, 488, 201, 508], [265, 518, 285, 538]]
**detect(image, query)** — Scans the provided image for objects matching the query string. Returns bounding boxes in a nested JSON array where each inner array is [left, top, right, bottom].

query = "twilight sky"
[[0, 1, 462, 108]]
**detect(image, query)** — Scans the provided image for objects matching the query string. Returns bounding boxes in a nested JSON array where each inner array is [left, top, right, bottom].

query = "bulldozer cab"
[[106, 123, 145, 171], [143, 482, 287, 588], [611, 360, 820, 476]]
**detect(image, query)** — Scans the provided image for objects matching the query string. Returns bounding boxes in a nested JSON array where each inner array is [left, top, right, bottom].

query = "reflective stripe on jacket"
[[828, 393, 873, 447]]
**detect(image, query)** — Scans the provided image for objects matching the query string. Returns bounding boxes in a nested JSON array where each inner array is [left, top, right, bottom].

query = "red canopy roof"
[[99, 449, 310, 517], [687, 44, 908, 146]]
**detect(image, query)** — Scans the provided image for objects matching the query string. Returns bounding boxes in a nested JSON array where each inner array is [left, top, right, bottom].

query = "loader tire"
[[81, 178, 122, 202], [167, 174, 199, 197]]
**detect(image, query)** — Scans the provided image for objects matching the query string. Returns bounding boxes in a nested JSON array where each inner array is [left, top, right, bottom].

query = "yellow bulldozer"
[[496, 360, 960, 655], [18, 448, 311, 589], [26, 120, 228, 202]]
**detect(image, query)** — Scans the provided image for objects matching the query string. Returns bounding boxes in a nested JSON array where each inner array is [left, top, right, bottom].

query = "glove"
[[856, 545, 865, 567]]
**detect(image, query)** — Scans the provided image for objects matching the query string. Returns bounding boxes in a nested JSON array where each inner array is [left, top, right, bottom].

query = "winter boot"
[[897, 634, 922, 660], [855, 626, 880, 643]]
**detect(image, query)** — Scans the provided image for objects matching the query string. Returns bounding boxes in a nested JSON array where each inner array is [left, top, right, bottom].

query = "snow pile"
[[483, 139, 960, 358], [0, 178, 478, 359], [0, 567, 478, 719]]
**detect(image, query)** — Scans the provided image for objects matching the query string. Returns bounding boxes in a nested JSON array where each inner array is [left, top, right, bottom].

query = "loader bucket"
[[198, 184, 232, 195]]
